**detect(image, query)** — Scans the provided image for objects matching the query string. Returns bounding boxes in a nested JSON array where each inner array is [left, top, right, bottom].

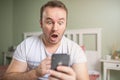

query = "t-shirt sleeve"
[[13, 40, 27, 62], [70, 44, 87, 65]]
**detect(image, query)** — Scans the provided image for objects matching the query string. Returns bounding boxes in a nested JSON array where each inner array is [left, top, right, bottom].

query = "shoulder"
[[17, 35, 42, 49], [23, 35, 41, 44], [24, 35, 40, 42]]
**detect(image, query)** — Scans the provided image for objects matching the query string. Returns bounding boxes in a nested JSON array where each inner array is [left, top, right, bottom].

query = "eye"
[[46, 20, 53, 25], [58, 21, 64, 25]]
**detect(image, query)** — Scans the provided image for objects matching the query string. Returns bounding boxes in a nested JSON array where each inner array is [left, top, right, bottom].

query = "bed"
[[24, 28, 102, 80]]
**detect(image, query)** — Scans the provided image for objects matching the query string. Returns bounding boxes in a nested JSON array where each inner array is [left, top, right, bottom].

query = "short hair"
[[40, 0, 68, 20]]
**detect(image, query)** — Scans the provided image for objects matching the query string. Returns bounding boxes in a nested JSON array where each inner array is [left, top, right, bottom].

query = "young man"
[[3, 0, 89, 80]]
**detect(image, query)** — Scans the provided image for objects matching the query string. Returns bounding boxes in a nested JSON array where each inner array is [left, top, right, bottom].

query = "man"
[[3, 0, 89, 80]]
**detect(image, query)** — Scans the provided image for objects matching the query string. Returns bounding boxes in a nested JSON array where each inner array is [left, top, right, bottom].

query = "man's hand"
[[49, 66, 76, 80], [35, 57, 51, 77]]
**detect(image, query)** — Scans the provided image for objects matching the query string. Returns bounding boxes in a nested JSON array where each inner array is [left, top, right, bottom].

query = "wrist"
[[34, 67, 44, 78], [30, 69, 40, 79], [34, 68, 40, 78]]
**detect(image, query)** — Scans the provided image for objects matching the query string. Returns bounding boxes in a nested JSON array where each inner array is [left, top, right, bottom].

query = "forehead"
[[42, 7, 67, 20]]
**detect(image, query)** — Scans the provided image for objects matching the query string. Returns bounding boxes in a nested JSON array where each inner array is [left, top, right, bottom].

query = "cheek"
[[41, 23, 51, 31], [60, 25, 66, 31], [42, 27, 51, 35], [59, 28, 66, 36]]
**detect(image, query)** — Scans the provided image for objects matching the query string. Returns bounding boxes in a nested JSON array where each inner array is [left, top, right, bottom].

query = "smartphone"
[[51, 54, 70, 70]]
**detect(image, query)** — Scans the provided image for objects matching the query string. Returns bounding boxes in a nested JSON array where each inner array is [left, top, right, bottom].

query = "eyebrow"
[[46, 17, 52, 20], [46, 17, 65, 21]]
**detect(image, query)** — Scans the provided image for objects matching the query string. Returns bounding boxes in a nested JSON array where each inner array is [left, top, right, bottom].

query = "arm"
[[72, 62, 89, 80], [2, 57, 51, 80], [2, 59, 38, 80]]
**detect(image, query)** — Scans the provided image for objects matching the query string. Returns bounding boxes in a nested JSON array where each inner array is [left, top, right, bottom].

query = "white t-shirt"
[[13, 35, 87, 80]]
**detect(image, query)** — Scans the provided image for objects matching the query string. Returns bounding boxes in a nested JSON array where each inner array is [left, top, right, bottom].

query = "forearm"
[[2, 69, 39, 80]]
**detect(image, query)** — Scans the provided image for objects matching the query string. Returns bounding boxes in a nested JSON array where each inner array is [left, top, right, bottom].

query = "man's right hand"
[[35, 57, 51, 77]]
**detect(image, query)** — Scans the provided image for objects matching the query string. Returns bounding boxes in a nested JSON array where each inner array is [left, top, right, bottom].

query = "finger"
[[49, 70, 62, 79], [40, 57, 51, 67], [36, 57, 51, 77], [46, 59, 51, 65], [57, 66, 75, 76], [46, 56, 51, 60], [46, 64, 51, 69], [45, 57, 51, 69], [45, 57, 51, 64], [49, 70, 73, 80]]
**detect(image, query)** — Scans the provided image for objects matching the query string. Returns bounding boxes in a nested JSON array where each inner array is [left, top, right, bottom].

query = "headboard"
[[23, 28, 102, 80]]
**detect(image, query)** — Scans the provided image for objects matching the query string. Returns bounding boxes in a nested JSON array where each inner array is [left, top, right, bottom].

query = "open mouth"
[[51, 34, 58, 38]]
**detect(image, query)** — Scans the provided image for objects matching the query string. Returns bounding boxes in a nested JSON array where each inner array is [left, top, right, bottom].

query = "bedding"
[[81, 46, 100, 80], [89, 70, 100, 80]]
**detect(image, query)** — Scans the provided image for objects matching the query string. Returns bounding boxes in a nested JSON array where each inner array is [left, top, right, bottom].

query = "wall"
[[65, 0, 120, 54], [0, 0, 120, 80], [13, 0, 120, 55], [13, 0, 46, 45], [0, 0, 13, 65]]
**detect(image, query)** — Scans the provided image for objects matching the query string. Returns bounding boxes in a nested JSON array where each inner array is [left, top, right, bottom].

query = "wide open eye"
[[58, 21, 64, 25], [46, 20, 53, 25]]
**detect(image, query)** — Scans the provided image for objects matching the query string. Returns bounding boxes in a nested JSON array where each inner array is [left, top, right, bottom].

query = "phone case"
[[51, 54, 70, 70]]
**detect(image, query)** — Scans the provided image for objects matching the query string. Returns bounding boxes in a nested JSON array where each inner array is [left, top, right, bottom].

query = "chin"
[[49, 40, 60, 45], [50, 41, 58, 44], [49, 37, 62, 45]]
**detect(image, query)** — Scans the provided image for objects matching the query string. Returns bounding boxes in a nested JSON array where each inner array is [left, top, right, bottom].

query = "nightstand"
[[101, 59, 120, 80]]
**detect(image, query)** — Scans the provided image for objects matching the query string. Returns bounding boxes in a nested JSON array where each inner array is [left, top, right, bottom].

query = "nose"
[[52, 23, 58, 31]]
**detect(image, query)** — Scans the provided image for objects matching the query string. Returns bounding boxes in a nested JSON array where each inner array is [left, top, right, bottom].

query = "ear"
[[40, 20, 42, 28]]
